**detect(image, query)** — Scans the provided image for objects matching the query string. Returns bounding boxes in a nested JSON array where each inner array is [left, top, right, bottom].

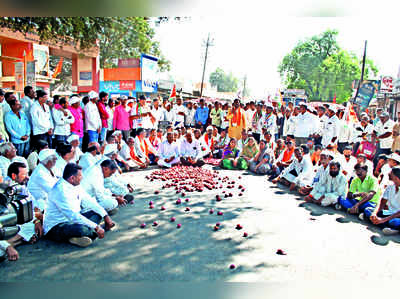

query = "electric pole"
[[200, 33, 214, 98]]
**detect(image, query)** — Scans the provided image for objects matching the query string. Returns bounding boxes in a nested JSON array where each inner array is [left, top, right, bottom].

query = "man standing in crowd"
[[194, 99, 209, 130], [53, 97, 75, 147], [5, 98, 31, 157], [97, 91, 110, 145], [227, 99, 246, 140], [151, 98, 164, 129], [374, 111, 394, 163], [68, 96, 84, 145], [113, 96, 131, 141], [84, 91, 102, 144], [172, 96, 186, 128], [293, 103, 315, 146], [30, 90, 53, 149], [130, 95, 154, 137], [184, 101, 196, 128], [210, 101, 222, 132], [20, 86, 36, 127]]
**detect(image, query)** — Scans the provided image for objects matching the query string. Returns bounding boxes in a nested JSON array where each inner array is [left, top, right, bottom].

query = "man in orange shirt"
[[268, 139, 295, 180]]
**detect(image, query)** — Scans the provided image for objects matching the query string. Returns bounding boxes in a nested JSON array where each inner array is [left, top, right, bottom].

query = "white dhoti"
[[17, 221, 36, 242], [157, 157, 180, 168]]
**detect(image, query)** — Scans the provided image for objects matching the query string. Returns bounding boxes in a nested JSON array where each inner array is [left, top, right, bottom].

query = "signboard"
[[79, 72, 92, 81], [77, 57, 93, 86], [354, 80, 379, 111], [381, 76, 393, 91], [14, 62, 24, 92], [33, 43, 49, 76], [118, 58, 140, 68], [26, 61, 36, 89], [141, 54, 158, 93], [120, 80, 135, 90], [100, 81, 120, 93]]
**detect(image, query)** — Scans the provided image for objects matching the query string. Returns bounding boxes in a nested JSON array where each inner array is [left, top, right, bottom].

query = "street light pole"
[[200, 33, 213, 98]]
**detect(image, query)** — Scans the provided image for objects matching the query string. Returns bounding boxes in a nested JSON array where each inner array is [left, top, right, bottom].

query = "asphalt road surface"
[[2, 165, 400, 282]]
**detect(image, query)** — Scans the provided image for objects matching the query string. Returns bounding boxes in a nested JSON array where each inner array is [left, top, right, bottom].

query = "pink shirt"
[[68, 106, 84, 137], [113, 105, 131, 131]]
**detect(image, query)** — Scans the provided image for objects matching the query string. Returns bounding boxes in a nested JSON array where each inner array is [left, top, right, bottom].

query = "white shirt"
[[294, 112, 316, 138], [245, 109, 256, 130], [338, 119, 353, 143], [220, 110, 229, 129], [30, 101, 54, 135], [185, 108, 196, 127], [53, 108, 75, 136], [281, 154, 314, 186], [81, 164, 114, 203], [27, 163, 58, 211], [382, 183, 400, 216], [151, 107, 165, 129], [79, 152, 100, 172], [173, 104, 186, 125], [315, 114, 328, 136], [352, 123, 374, 143], [261, 113, 277, 135], [84, 101, 102, 131], [338, 154, 357, 180], [53, 155, 68, 178], [283, 115, 296, 136], [43, 179, 107, 234], [71, 146, 83, 164], [0, 155, 29, 178], [131, 104, 152, 129], [105, 106, 114, 130], [321, 115, 340, 147], [157, 140, 179, 160], [375, 119, 395, 149], [163, 109, 176, 124], [180, 139, 201, 159]]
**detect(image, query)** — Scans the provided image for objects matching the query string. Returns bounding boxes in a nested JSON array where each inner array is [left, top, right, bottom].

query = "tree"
[[0, 17, 170, 71], [209, 68, 239, 92], [278, 30, 378, 103], [99, 17, 170, 71]]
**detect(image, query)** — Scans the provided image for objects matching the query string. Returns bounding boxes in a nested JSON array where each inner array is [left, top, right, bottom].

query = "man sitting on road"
[[301, 150, 334, 196], [157, 132, 180, 168], [364, 167, 400, 235], [305, 161, 348, 206], [44, 163, 114, 247], [272, 146, 313, 191], [180, 131, 205, 167], [336, 163, 380, 215], [80, 159, 123, 214]]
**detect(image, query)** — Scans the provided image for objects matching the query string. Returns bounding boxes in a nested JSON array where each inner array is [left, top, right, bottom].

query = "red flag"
[[168, 83, 176, 102], [52, 57, 64, 78], [333, 93, 336, 103]]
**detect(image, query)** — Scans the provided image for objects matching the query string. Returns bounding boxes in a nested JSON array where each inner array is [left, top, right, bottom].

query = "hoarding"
[[141, 54, 158, 93], [14, 62, 24, 92]]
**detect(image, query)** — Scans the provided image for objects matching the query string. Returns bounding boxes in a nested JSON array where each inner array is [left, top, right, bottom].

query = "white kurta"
[[80, 165, 118, 212], [310, 172, 348, 206], [157, 140, 180, 168], [280, 154, 314, 187]]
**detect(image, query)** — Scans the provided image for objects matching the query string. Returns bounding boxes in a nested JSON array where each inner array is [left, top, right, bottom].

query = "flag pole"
[[353, 40, 367, 104]]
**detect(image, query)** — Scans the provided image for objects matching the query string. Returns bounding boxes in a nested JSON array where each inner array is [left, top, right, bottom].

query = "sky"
[[154, 16, 400, 98]]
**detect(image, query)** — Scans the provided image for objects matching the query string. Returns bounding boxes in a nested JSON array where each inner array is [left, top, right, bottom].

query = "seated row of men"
[[271, 145, 400, 236]]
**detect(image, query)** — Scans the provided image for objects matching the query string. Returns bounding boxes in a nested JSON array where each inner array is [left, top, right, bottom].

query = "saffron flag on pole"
[[333, 93, 337, 103], [168, 83, 176, 102], [52, 57, 64, 78]]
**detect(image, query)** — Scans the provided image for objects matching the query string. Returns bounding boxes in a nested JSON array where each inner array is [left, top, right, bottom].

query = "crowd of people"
[[1, 85, 400, 263]]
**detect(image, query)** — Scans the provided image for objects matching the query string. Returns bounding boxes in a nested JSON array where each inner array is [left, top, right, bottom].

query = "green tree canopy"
[[278, 29, 378, 103], [209, 68, 239, 92]]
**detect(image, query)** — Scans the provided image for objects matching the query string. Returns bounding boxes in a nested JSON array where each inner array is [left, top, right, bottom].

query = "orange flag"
[[52, 57, 64, 78], [168, 83, 176, 102]]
